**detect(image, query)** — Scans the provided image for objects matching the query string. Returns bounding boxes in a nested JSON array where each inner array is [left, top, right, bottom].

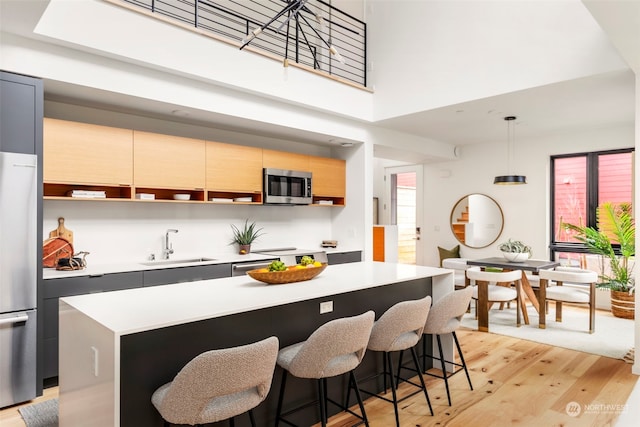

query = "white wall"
[[372, 157, 422, 227], [334, 0, 365, 21], [31, 0, 373, 122], [417, 123, 635, 266], [332, 142, 373, 260], [366, 0, 629, 121], [43, 200, 335, 264], [0, 31, 371, 146]]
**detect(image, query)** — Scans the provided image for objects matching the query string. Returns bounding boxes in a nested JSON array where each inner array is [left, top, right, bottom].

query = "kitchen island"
[[58, 261, 453, 426]]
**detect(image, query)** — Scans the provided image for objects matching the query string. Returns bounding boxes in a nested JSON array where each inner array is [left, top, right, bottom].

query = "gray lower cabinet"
[[42, 272, 144, 380], [43, 264, 234, 380], [142, 264, 231, 287], [327, 251, 362, 265]]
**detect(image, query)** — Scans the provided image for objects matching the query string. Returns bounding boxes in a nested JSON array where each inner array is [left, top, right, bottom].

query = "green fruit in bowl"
[[299, 256, 314, 266], [268, 260, 287, 272]]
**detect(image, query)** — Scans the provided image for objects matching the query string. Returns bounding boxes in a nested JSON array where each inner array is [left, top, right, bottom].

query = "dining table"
[[466, 257, 559, 332]]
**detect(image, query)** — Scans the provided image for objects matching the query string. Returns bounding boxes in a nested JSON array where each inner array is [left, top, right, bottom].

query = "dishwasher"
[[231, 260, 276, 276]]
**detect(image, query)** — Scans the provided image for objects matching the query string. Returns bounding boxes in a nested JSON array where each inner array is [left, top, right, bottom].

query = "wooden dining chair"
[[466, 267, 523, 331], [538, 267, 598, 333]]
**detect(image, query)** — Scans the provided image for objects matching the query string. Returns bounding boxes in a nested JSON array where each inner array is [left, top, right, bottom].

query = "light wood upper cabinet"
[[43, 118, 133, 185], [263, 149, 310, 172], [42, 119, 345, 205], [309, 155, 346, 197], [206, 141, 262, 192], [133, 131, 205, 189]]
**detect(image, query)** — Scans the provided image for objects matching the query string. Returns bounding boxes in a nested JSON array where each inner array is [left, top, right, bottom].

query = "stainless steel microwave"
[[263, 168, 312, 205]]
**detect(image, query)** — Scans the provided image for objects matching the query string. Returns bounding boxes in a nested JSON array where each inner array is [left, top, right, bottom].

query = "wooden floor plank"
[[323, 327, 637, 427]]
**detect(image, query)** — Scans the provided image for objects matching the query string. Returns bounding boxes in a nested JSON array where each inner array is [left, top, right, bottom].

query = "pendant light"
[[494, 116, 527, 185]]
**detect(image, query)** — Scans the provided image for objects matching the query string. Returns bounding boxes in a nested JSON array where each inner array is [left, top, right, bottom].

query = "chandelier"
[[239, 0, 345, 66]]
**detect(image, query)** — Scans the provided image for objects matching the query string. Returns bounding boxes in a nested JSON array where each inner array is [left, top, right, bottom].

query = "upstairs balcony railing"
[[115, 0, 367, 87]]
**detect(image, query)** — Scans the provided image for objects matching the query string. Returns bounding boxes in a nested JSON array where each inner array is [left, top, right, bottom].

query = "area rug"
[[18, 398, 58, 427], [460, 305, 634, 360]]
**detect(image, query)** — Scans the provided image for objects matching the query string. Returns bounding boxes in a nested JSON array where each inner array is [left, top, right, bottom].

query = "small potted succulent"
[[498, 239, 531, 263], [229, 219, 264, 254]]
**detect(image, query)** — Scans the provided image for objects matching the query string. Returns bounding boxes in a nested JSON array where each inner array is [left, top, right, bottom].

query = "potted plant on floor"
[[498, 239, 532, 263], [564, 202, 635, 319], [230, 219, 264, 255]]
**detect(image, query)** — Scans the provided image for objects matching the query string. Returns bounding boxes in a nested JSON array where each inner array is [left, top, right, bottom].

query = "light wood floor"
[[1, 327, 637, 427]]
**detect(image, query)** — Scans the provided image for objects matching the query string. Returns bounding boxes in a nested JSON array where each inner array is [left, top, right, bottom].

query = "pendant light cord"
[[507, 118, 512, 175], [494, 116, 526, 185], [505, 116, 516, 175]]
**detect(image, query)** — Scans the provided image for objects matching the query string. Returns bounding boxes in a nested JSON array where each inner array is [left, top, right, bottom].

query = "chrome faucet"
[[163, 229, 179, 259]]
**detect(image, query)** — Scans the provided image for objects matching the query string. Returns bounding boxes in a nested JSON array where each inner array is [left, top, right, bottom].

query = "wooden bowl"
[[247, 263, 328, 284]]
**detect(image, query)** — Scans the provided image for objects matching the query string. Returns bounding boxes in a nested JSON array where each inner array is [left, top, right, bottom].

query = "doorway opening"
[[386, 165, 423, 265]]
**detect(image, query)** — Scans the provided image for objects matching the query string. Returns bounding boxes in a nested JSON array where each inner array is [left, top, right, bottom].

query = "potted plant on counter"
[[564, 202, 635, 319], [230, 219, 264, 254], [498, 239, 532, 263]]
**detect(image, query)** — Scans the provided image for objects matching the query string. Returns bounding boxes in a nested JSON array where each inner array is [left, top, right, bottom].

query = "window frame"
[[549, 148, 634, 259]]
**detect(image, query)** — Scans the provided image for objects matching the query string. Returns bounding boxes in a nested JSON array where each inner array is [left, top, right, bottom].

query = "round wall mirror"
[[450, 194, 504, 248]]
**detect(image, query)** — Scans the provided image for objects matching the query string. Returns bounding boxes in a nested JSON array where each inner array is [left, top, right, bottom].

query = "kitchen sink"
[[140, 257, 217, 266]]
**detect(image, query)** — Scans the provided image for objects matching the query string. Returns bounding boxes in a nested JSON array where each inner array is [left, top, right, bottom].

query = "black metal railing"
[[119, 0, 367, 87]]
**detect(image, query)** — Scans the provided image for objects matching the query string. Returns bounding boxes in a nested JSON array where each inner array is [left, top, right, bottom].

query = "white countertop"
[[61, 262, 451, 336], [43, 249, 361, 279]]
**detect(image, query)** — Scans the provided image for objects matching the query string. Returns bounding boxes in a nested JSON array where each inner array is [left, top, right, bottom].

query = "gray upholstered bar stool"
[[275, 311, 375, 427], [538, 267, 598, 333], [421, 286, 474, 406], [354, 295, 433, 427], [151, 336, 279, 427]]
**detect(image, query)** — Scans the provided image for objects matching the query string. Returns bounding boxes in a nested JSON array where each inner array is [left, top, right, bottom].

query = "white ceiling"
[[375, 69, 636, 147], [43, 80, 347, 147]]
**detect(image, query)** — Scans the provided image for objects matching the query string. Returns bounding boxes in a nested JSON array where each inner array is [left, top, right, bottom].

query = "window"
[[550, 149, 634, 266]]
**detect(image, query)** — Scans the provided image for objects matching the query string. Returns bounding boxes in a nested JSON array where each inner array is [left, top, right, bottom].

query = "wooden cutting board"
[[49, 217, 73, 244], [42, 236, 73, 268]]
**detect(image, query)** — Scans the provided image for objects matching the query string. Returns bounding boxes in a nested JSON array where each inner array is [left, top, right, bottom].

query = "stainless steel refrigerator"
[[0, 151, 37, 408]]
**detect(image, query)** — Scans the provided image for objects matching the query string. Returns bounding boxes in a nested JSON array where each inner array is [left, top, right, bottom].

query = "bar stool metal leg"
[[410, 346, 433, 415], [453, 331, 473, 391], [318, 378, 327, 427], [275, 370, 288, 427], [349, 371, 369, 427], [386, 352, 401, 427]]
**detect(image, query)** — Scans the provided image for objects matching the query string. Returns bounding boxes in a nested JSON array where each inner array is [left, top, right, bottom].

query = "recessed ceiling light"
[[340, 142, 353, 147], [171, 109, 189, 117]]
